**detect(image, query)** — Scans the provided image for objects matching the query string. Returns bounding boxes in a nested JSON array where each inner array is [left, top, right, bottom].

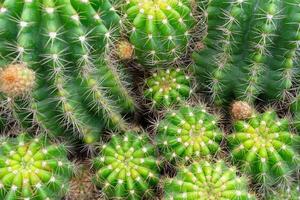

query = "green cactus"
[[144, 68, 192, 109], [193, 0, 300, 106], [227, 110, 300, 188], [0, 133, 74, 200], [123, 0, 196, 67], [156, 105, 223, 163], [93, 131, 160, 199], [0, 0, 136, 144], [164, 160, 256, 200], [267, 184, 300, 200]]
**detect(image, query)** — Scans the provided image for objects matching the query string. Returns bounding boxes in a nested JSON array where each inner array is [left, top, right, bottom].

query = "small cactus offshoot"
[[227, 111, 300, 187], [231, 101, 254, 121], [93, 131, 160, 199], [144, 68, 192, 109], [0, 133, 74, 199], [0, 63, 35, 97], [156, 105, 223, 163], [116, 40, 134, 60], [164, 160, 256, 200]]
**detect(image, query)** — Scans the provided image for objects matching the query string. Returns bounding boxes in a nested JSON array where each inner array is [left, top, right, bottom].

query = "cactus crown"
[[144, 68, 192, 109], [0, 63, 35, 97], [164, 160, 256, 200], [228, 110, 300, 187], [156, 105, 223, 163], [0, 133, 74, 200], [124, 0, 195, 66], [93, 131, 160, 199]]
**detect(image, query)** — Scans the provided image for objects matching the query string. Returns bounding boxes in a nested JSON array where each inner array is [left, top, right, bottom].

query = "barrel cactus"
[[0, 0, 136, 144], [93, 131, 160, 199], [122, 0, 196, 67], [267, 184, 300, 200], [164, 160, 256, 200], [193, 0, 300, 105], [156, 105, 223, 163], [144, 68, 192, 109], [0, 133, 74, 199], [227, 110, 300, 188]]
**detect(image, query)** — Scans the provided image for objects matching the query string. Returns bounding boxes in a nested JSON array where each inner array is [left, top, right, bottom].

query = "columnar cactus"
[[123, 0, 196, 66], [0, 0, 136, 144], [0, 133, 74, 199], [164, 160, 256, 200], [156, 105, 223, 162], [93, 131, 160, 199], [144, 68, 192, 109], [193, 0, 300, 105], [227, 111, 300, 188]]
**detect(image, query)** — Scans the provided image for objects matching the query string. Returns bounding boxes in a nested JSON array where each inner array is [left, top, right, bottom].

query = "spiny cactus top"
[[164, 160, 256, 200], [193, 0, 300, 105], [93, 131, 160, 199], [0, 0, 136, 144], [123, 0, 196, 66], [0, 133, 74, 200], [144, 68, 192, 109], [156, 105, 223, 163], [227, 111, 300, 187]]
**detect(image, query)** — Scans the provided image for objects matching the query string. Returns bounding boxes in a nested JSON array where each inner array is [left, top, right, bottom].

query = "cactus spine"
[[227, 110, 300, 188], [0, 0, 136, 144], [0, 133, 74, 199], [193, 0, 300, 105], [93, 131, 160, 199]]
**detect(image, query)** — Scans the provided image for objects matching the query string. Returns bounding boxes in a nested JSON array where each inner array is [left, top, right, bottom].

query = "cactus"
[[164, 160, 256, 200], [93, 131, 160, 199], [156, 105, 223, 163], [144, 68, 192, 109], [193, 0, 300, 106], [122, 0, 196, 67], [227, 110, 300, 188], [0, 133, 74, 199], [267, 184, 300, 200], [230, 101, 254, 121], [0, 0, 136, 144]]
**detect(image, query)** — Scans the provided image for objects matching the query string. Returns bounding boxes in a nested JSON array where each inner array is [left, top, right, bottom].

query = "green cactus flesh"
[[156, 105, 223, 163], [0, 0, 136, 144], [144, 68, 192, 109], [0, 133, 74, 200], [164, 160, 256, 200], [227, 111, 300, 187], [123, 0, 196, 67], [267, 185, 300, 200], [93, 131, 160, 199], [193, 0, 300, 105]]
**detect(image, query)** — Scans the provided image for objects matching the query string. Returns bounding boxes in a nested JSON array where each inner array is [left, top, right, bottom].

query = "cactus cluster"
[[0, 133, 74, 199], [122, 0, 196, 66], [93, 131, 160, 199], [164, 160, 256, 200], [144, 68, 192, 109], [227, 111, 300, 187], [193, 0, 300, 105], [156, 105, 223, 162], [0, 0, 136, 144]]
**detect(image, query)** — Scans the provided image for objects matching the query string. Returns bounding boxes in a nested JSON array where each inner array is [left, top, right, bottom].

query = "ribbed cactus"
[[144, 68, 192, 109], [123, 0, 196, 66], [227, 110, 300, 188], [164, 160, 256, 200], [156, 105, 223, 162], [0, 133, 74, 199], [267, 185, 300, 200], [193, 0, 300, 106], [0, 0, 136, 144], [93, 131, 160, 199]]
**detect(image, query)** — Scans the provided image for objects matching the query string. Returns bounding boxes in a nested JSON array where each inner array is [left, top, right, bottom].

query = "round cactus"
[[93, 131, 160, 199], [0, 63, 35, 97], [116, 40, 134, 60], [144, 68, 192, 109], [156, 105, 223, 162], [123, 0, 196, 66], [164, 160, 256, 200], [0, 133, 74, 199], [267, 185, 300, 200], [227, 110, 300, 187], [231, 101, 254, 121]]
